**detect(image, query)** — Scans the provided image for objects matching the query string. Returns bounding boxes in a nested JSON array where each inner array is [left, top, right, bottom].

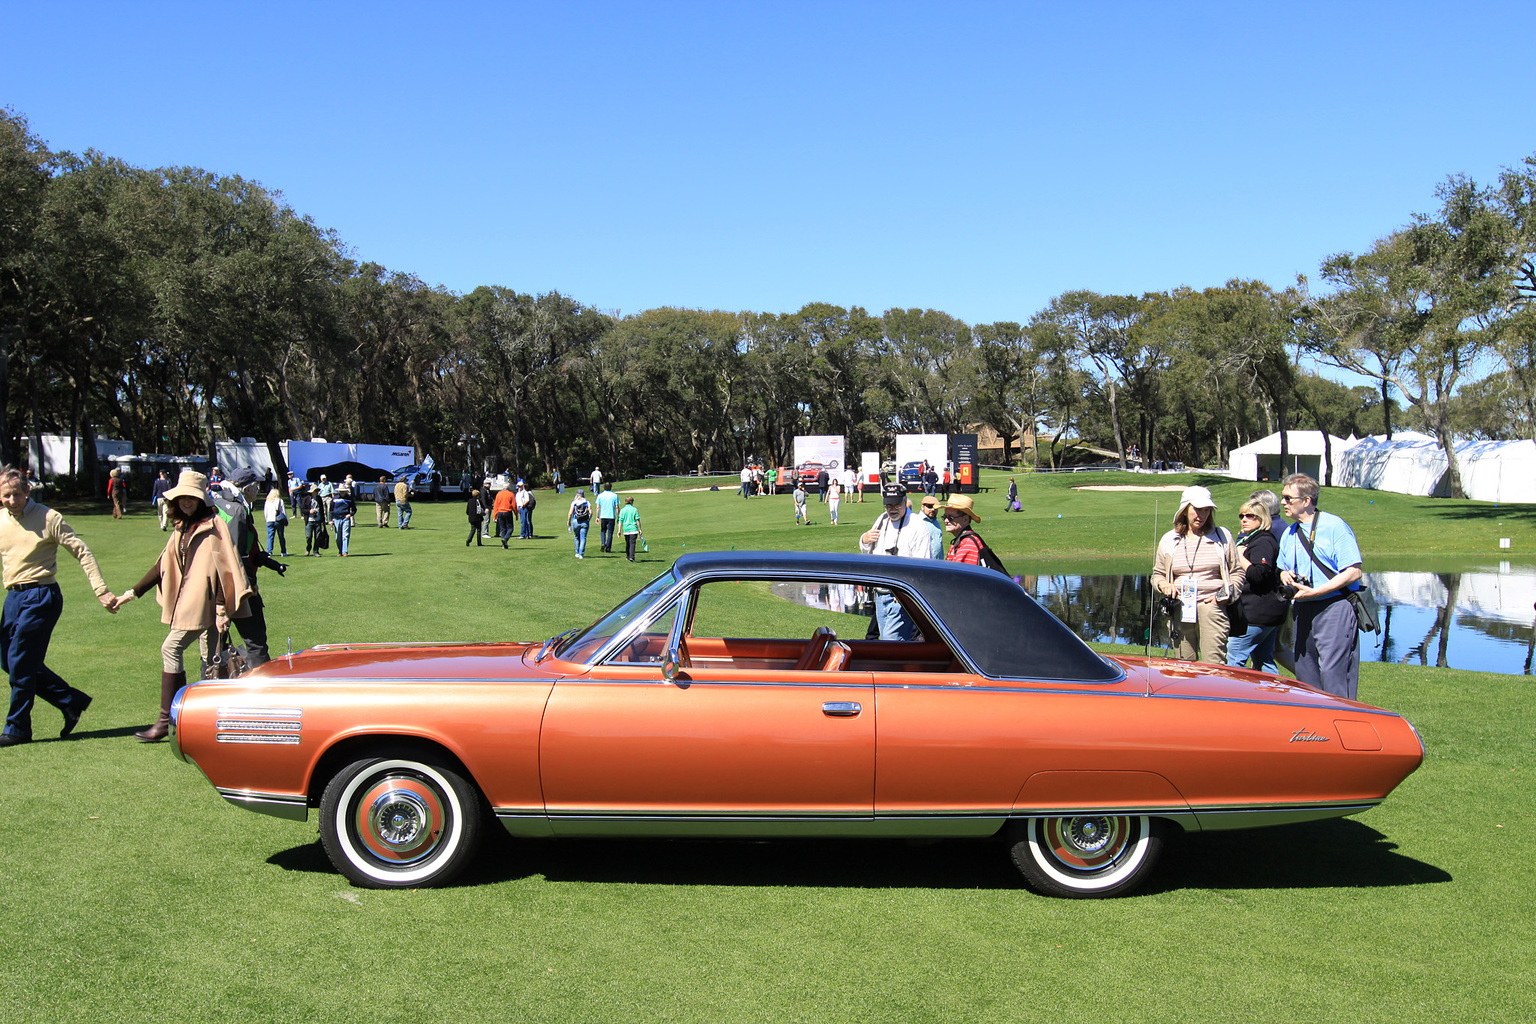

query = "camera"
[[1280, 575, 1311, 599]]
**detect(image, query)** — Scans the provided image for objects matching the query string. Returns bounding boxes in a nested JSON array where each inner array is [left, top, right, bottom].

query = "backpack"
[[572, 500, 591, 521], [524, 493, 536, 511], [954, 529, 1010, 576]]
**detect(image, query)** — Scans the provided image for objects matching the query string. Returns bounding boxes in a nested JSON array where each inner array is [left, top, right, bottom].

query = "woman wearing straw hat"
[[939, 494, 991, 565], [110, 470, 252, 742], [1151, 485, 1245, 664]]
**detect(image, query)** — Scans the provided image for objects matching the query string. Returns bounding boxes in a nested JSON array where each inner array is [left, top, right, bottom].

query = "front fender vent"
[[217, 707, 303, 745]]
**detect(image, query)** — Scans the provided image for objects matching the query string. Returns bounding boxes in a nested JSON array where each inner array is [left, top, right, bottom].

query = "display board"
[[950, 433, 978, 493], [791, 435, 846, 489], [893, 434, 949, 488]]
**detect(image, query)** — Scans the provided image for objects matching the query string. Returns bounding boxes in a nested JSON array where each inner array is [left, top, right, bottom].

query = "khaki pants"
[[1175, 602, 1229, 665], [376, 503, 390, 527], [162, 629, 213, 674]]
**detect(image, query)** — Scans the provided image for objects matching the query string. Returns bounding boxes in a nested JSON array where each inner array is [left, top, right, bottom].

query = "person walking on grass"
[[263, 487, 289, 556], [374, 475, 392, 528], [0, 466, 114, 748], [516, 479, 534, 540], [493, 483, 517, 548], [112, 470, 251, 743], [394, 477, 413, 529], [618, 497, 642, 561], [596, 483, 620, 553], [568, 488, 592, 559], [827, 477, 841, 525], [152, 470, 173, 530], [331, 486, 355, 557], [793, 482, 809, 525], [465, 489, 484, 546]]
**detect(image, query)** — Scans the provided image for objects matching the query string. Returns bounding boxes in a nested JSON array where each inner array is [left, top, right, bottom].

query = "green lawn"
[[2, 473, 1532, 1023]]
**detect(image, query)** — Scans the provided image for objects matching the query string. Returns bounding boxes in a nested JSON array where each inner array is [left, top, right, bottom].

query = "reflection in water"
[[768, 566, 1536, 675], [1026, 567, 1536, 677]]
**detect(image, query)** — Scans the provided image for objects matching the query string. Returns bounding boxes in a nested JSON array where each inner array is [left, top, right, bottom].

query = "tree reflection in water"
[[1021, 569, 1536, 677]]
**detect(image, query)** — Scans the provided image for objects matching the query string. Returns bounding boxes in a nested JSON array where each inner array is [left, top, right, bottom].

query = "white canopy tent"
[[1337, 435, 1536, 503], [1227, 430, 1359, 484]]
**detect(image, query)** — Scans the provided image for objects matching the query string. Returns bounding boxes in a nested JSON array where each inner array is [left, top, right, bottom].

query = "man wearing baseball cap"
[[858, 483, 940, 640]]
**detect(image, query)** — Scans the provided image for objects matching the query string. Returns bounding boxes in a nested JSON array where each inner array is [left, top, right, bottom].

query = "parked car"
[[170, 551, 1424, 896], [898, 460, 926, 488]]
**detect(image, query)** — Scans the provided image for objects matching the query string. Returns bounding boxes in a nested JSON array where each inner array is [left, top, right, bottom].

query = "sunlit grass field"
[[3, 472, 1531, 1023]]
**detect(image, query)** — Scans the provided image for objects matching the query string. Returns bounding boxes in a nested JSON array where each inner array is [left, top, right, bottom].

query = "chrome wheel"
[[320, 757, 483, 888], [1008, 815, 1161, 898]]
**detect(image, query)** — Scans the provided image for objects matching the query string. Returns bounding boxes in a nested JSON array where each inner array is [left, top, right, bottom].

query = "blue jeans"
[[600, 518, 616, 551], [3, 584, 88, 741], [335, 518, 352, 554], [397, 501, 412, 528], [520, 508, 533, 539], [572, 521, 589, 557], [874, 592, 916, 641], [266, 519, 288, 554], [1226, 623, 1279, 673]]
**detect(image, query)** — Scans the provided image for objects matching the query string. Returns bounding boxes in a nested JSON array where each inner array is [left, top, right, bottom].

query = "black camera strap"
[[1294, 516, 1349, 587]]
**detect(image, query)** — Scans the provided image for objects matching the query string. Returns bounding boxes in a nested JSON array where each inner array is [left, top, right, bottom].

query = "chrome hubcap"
[[368, 788, 432, 850]]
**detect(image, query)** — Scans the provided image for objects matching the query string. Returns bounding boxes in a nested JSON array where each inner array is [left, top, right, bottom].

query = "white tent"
[[1227, 430, 1359, 483], [1338, 435, 1536, 503]]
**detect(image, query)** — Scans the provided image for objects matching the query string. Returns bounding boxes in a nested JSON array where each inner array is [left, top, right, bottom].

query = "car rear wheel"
[[1007, 815, 1161, 898], [320, 756, 483, 889]]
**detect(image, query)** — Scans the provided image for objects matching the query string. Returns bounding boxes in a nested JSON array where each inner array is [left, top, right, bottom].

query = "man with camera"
[[1277, 473, 1363, 700], [859, 483, 940, 640]]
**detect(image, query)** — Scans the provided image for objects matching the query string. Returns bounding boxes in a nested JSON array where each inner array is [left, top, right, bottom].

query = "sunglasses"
[[942, 513, 968, 522], [1239, 513, 1259, 520]]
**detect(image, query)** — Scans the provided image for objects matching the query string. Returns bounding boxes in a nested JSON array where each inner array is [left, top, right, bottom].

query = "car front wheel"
[[320, 756, 483, 888], [1008, 815, 1161, 898]]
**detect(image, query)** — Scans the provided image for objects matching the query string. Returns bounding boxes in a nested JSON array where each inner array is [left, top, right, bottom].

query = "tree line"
[[4, 108, 1533, 497]]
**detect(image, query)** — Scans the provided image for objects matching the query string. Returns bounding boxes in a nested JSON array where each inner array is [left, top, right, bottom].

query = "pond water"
[[1027, 564, 1536, 676], [773, 564, 1536, 676]]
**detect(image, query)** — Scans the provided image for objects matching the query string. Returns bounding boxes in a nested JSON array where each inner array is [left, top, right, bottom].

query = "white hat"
[[1179, 485, 1217, 511]]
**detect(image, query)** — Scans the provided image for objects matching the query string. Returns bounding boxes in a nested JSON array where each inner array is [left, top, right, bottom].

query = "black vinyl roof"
[[670, 550, 1122, 683]]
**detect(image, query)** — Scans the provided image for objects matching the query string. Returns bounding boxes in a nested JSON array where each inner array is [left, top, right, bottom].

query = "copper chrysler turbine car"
[[171, 552, 1424, 896]]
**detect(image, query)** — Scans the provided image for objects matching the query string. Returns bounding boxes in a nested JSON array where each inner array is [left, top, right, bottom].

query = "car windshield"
[[554, 569, 678, 664]]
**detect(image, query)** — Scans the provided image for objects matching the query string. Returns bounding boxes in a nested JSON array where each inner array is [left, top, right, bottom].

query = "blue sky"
[[5, 1, 1534, 325]]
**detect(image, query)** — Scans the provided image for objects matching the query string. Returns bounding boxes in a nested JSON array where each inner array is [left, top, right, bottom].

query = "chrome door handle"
[[822, 701, 861, 717]]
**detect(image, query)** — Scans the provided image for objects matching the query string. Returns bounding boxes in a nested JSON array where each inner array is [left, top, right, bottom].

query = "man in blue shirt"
[[594, 483, 621, 554], [1277, 473, 1363, 699]]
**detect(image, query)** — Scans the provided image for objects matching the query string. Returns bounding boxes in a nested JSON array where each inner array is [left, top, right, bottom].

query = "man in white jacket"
[[859, 483, 939, 640]]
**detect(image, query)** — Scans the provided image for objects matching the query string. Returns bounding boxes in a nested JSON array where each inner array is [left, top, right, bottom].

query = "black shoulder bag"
[[1295, 519, 1379, 634], [954, 529, 1010, 577]]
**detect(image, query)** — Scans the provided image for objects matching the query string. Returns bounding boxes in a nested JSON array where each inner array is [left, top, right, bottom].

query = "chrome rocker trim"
[[218, 789, 310, 822]]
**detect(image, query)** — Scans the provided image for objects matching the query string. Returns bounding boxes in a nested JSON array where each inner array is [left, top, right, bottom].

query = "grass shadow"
[[1151, 818, 1450, 892]]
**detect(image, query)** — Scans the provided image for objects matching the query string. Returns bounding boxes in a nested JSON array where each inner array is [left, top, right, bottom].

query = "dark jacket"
[[1236, 526, 1288, 627], [465, 495, 483, 522]]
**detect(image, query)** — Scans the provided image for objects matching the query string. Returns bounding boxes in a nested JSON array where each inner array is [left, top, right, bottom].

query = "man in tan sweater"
[[0, 467, 117, 746]]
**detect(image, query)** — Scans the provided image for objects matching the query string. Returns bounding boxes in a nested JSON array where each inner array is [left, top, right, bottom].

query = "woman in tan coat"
[[1151, 485, 1245, 664], [112, 470, 251, 742]]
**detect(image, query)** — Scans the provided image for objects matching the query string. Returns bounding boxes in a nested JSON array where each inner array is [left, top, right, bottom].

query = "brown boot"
[[134, 671, 186, 743]]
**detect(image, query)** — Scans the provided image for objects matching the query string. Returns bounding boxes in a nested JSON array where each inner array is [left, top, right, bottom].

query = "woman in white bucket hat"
[[1151, 485, 1245, 664]]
